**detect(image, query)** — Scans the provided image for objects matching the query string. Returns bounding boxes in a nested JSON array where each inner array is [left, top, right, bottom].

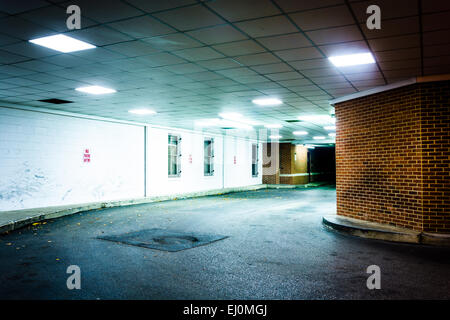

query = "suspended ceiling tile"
[[163, 62, 206, 74], [20, 5, 97, 32], [206, 0, 281, 22], [154, 4, 225, 31], [289, 58, 332, 70], [0, 49, 30, 64], [187, 25, 248, 45], [374, 47, 421, 62], [62, 0, 142, 23], [424, 55, 450, 67], [233, 52, 281, 66], [70, 47, 126, 62], [289, 5, 354, 31], [362, 17, 420, 39], [345, 71, 383, 81], [0, 0, 48, 14], [0, 16, 56, 40], [107, 16, 176, 39], [251, 62, 294, 74], [368, 34, 421, 51], [382, 68, 421, 78], [234, 16, 298, 37], [265, 71, 303, 81], [274, 46, 322, 61], [196, 58, 242, 70], [378, 59, 421, 70], [256, 32, 311, 51], [301, 67, 341, 77], [350, 0, 418, 23], [2, 42, 61, 59], [422, 0, 450, 13], [104, 40, 161, 57], [142, 33, 203, 51], [423, 44, 450, 58], [125, 0, 197, 13], [40, 53, 95, 68], [172, 46, 225, 62], [216, 67, 258, 78], [306, 25, 363, 45], [67, 26, 133, 46], [212, 39, 266, 56], [422, 11, 450, 32], [274, 0, 345, 13], [0, 33, 21, 47]]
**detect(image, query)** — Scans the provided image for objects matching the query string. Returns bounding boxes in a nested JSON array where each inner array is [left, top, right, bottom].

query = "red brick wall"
[[420, 81, 450, 232], [279, 143, 292, 184], [262, 143, 309, 185], [335, 80, 450, 233], [262, 143, 279, 184]]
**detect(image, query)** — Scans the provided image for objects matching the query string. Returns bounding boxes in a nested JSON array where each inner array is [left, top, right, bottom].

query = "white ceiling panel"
[[0, 0, 448, 141]]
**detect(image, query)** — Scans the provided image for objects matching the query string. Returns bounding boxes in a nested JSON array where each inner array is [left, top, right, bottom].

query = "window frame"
[[204, 137, 214, 176], [251, 142, 259, 177], [168, 134, 181, 177]]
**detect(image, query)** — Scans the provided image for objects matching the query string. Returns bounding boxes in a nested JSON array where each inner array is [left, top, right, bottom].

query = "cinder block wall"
[[335, 80, 450, 233]]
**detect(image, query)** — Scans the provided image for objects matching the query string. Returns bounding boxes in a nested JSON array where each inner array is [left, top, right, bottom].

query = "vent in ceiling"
[[285, 119, 300, 123], [39, 98, 73, 104]]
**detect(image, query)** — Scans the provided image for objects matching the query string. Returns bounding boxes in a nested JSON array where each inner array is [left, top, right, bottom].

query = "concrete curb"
[[322, 215, 450, 247], [0, 183, 324, 234]]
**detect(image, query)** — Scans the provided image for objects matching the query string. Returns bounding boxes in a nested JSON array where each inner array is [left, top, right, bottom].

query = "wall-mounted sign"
[[83, 149, 91, 163], [233, 156, 236, 164], [188, 154, 192, 164]]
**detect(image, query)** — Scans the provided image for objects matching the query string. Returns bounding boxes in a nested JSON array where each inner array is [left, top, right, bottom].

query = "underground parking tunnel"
[[0, 0, 450, 311]]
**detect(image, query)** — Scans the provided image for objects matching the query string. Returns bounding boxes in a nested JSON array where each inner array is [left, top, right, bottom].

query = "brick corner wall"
[[335, 80, 450, 233]]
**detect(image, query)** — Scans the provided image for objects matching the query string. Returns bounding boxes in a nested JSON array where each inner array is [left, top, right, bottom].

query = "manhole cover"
[[98, 228, 228, 252]]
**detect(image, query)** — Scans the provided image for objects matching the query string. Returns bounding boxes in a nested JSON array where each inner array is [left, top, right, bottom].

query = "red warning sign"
[[83, 149, 91, 163], [233, 156, 236, 164]]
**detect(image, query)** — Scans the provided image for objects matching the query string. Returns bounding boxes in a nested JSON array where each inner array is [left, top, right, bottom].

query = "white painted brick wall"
[[0, 107, 263, 211], [0, 107, 145, 211]]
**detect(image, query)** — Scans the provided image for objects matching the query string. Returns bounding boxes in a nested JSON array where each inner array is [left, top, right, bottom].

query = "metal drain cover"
[[98, 228, 228, 252]]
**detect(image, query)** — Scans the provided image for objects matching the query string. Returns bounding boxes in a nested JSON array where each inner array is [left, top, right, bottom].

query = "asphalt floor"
[[1, 186, 449, 299]]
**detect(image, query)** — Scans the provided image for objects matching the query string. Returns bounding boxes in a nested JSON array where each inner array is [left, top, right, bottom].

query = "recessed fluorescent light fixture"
[[128, 108, 156, 115], [252, 98, 283, 106], [265, 124, 283, 129], [324, 126, 336, 130], [29, 34, 96, 53], [269, 135, 282, 140], [298, 115, 335, 124], [328, 133, 336, 137], [293, 131, 308, 136], [328, 52, 375, 67], [313, 136, 326, 140], [76, 85, 116, 95]]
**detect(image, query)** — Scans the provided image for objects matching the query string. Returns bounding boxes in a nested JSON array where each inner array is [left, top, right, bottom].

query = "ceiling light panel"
[[252, 97, 283, 106], [328, 52, 375, 67], [29, 34, 96, 53], [75, 86, 116, 94]]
